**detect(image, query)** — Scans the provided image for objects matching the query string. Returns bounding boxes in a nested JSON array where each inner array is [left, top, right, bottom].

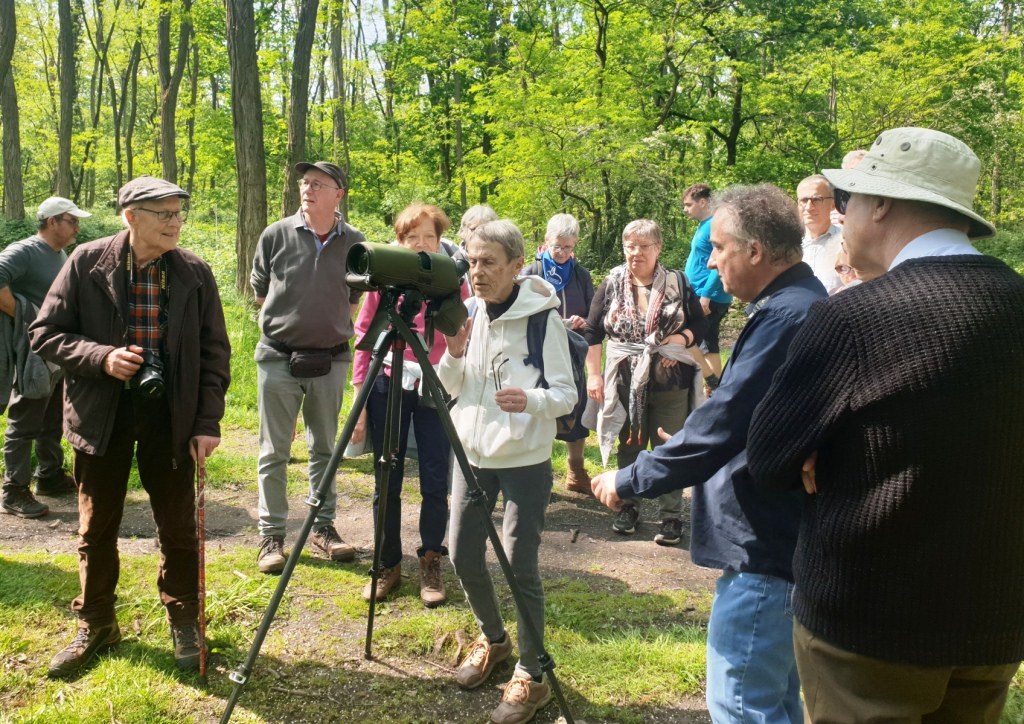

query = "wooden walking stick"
[[197, 461, 208, 684]]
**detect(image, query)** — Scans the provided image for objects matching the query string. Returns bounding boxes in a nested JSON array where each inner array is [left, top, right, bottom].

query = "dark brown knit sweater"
[[748, 255, 1024, 666]]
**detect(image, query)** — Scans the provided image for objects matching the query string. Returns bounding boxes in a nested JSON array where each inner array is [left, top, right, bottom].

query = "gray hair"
[[545, 213, 579, 242], [622, 219, 662, 245], [471, 219, 525, 261], [797, 174, 832, 191], [459, 204, 498, 234], [711, 184, 803, 264]]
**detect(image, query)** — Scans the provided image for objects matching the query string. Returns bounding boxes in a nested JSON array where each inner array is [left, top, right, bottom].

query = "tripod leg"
[[399, 315, 576, 724], [364, 338, 408, 659], [220, 328, 396, 724]]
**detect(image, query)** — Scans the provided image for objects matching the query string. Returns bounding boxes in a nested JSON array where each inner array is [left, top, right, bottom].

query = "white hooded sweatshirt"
[[438, 275, 577, 469]]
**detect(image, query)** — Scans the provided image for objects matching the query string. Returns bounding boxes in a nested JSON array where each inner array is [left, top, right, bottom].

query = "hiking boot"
[[35, 472, 77, 496], [2, 487, 49, 518], [310, 525, 356, 562], [611, 503, 639, 535], [655, 518, 683, 547], [362, 564, 402, 602], [170, 620, 201, 671], [490, 672, 553, 724], [419, 550, 447, 608], [456, 633, 513, 690], [564, 463, 592, 496], [47, 622, 121, 679], [257, 535, 287, 574]]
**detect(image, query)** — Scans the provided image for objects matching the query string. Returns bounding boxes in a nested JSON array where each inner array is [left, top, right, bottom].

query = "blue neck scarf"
[[540, 251, 575, 293]]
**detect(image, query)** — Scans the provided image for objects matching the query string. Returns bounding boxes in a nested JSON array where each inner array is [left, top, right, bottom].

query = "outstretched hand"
[[444, 316, 474, 358], [591, 471, 622, 511]]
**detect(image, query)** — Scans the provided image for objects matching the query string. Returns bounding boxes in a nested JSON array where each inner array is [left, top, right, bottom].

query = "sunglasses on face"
[[834, 188, 852, 215]]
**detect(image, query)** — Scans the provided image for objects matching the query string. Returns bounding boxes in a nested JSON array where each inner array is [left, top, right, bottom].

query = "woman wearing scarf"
[[521, 213, 595, 496], [581, 219, 707, 546]]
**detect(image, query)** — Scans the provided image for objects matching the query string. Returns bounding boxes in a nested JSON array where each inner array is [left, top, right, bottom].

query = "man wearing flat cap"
[[250, 161, 364, 574], [0, 197, 90, 518], [748, 128, 1024, 721], [30, 176, 231, 678]]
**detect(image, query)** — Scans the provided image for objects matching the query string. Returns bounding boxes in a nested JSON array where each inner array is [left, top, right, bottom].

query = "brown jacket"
[[29, 231, 231, 462]]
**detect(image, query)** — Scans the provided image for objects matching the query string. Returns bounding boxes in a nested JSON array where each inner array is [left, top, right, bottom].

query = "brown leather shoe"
[[564, 463, 592, 496], [47, 622, 121, 679], [310, 525, 356, 562], [362, 564, 401, 602], [456, 633, 513, 690], [419, 550, 447, 608]]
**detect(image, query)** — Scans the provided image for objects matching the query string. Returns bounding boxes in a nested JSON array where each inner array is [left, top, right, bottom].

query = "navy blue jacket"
[[615, 262, 825, 581]]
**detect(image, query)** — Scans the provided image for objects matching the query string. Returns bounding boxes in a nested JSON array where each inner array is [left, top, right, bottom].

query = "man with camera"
[[30, 177, 231, 678], [251, 161, 364, 574]]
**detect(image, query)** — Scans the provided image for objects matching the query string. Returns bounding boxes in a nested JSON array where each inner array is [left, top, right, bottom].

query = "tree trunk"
[[158, 0, 193, 184], [226, 0, 268, 298], [0, 0, 23, 219], [56, 0, 77, 198], [186, 43, 199, 197], [331, 0, 351, 218], [281, 0, 320, 218]]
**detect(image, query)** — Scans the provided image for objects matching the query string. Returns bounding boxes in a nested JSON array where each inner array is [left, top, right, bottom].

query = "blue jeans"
[[706, 571, 802, 724]]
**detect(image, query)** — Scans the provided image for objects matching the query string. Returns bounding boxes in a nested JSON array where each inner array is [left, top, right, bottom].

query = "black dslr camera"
[[130, 350, 166, 399]]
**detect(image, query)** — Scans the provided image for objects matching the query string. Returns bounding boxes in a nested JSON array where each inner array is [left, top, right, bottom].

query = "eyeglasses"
[[622, 242, 659, 254], [57, 216, 80, 227], [549, 244, 575, 254], [833, 188, 851, 215], [835, 264, 853, 275], [299, 178, 340, 192], [798, 195, 829, 207], [491, 354, 510, 391], [132, 207, 187, 223]]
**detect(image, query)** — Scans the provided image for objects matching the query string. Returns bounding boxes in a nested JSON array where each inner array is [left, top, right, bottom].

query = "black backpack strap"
[[524, 310, 550, 389]]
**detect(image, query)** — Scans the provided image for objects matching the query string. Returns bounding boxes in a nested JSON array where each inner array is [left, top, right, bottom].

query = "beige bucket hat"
[[823, 127, 995, 239]]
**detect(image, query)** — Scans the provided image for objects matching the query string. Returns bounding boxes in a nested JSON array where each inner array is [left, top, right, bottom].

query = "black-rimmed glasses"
[[833, 188, 851, 215], [491, 353, 510, 391]]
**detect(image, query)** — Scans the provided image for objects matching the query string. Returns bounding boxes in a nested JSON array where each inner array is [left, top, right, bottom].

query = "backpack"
[[524, 309, 589, 442]]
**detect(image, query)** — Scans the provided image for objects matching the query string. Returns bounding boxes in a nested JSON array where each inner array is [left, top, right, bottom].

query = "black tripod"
[[221, 286, 575, 723]]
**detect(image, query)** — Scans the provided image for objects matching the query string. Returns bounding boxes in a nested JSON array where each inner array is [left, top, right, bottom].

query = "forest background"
[[0, 0, 1022, 288]]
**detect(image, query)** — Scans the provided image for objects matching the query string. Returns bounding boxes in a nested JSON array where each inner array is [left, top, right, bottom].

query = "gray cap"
[[36, 196, 91, 222], [295, 161, 347, 190], [117, 176, 190, 209]]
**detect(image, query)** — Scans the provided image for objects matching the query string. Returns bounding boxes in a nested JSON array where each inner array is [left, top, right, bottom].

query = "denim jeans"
[[706, 571, 802, 724]]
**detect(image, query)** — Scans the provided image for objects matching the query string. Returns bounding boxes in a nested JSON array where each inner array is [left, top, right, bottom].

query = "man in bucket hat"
[[748, 128, 1024, 722]]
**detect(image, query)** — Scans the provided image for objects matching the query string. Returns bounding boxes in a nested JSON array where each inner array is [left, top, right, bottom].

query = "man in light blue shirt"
[[682, 184, 732, 389]]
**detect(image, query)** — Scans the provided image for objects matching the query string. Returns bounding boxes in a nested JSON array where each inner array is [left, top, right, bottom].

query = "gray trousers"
[[256, 358, 348, 537], [2, 372, 64, 492], [449, 460, 552, 678]]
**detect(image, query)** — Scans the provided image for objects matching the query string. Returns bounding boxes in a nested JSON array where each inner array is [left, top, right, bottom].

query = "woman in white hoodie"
[[439, 219, 576, 724]]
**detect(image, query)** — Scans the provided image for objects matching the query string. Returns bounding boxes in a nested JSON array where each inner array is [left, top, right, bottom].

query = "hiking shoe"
[[35, 472, 77, 496], [170, 620, 201, 671], [419, 550, 447, 608], [456, 633, 513, 690], [655, 518, 683, 547], [2, 488, 49, 518], [362, 564, 402, 602], [490, 672, 553, 724], [612, 503, 639, 535], [47, 622, 121, 679], [257, 535, 287, 574], [310, 525, 356, 562], [564, 463, 592, 496]]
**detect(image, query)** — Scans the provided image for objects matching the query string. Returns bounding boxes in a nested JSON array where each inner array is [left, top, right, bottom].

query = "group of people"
[[3, 124, 1024, 724]]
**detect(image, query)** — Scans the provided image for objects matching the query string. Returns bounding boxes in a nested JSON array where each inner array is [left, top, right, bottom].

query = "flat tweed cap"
[[118, 176, 190, 209], [294, 161, 347, 191]]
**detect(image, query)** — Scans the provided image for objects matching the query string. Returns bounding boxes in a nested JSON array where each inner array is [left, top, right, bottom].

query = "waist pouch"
[[266, 338, 347, 379]]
